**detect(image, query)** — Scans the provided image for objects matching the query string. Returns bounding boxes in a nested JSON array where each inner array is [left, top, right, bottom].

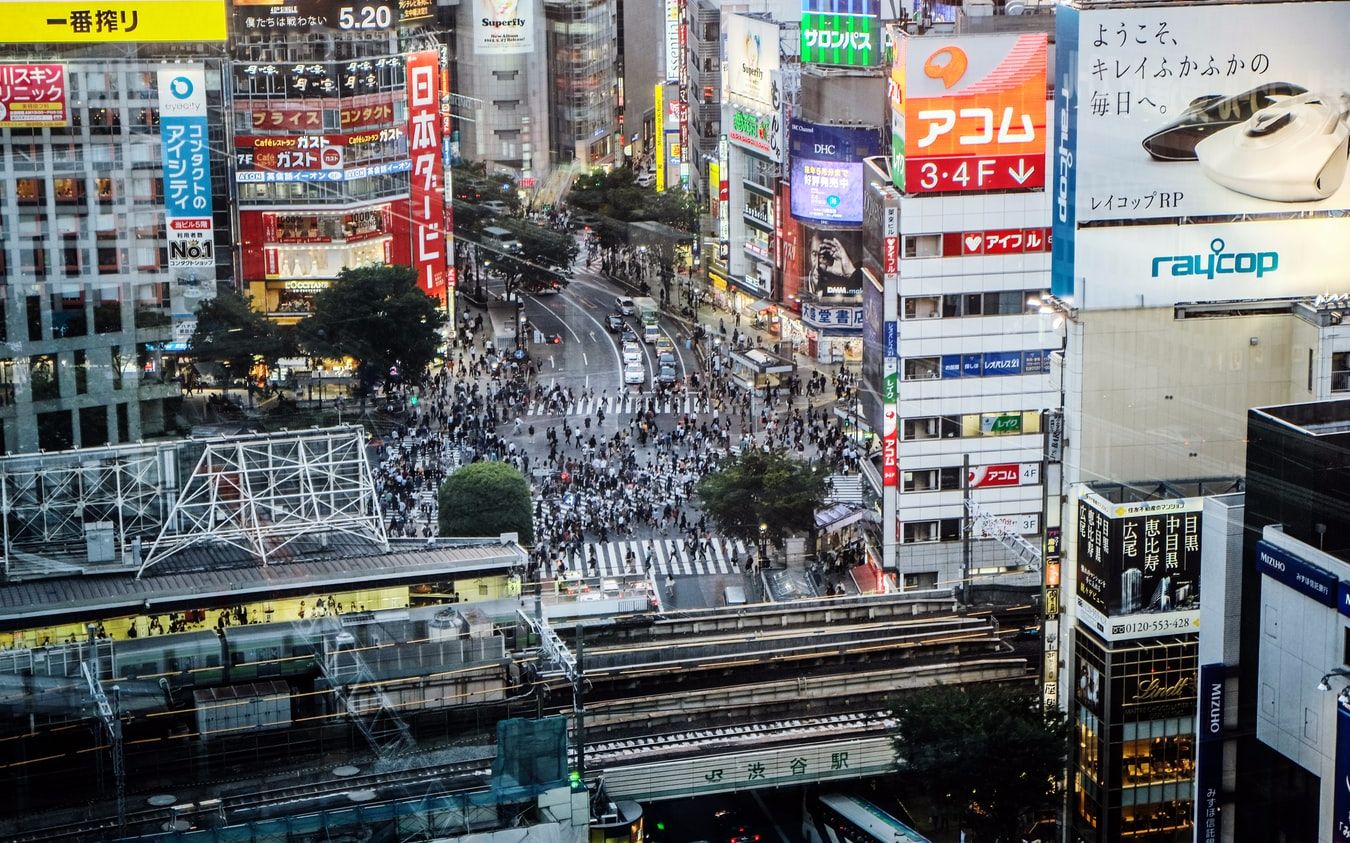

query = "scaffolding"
[[138, 426, 387, 576], [0, 426, 386, 580]]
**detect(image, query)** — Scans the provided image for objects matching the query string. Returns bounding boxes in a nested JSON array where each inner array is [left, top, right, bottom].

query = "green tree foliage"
[[438, 462, 535, 544], [568, 168, 698, 233], [695, 450, 829, 547], [189, 288, 293, 380], [893, 684, 1068, 841], [297, 265, 444, 389]]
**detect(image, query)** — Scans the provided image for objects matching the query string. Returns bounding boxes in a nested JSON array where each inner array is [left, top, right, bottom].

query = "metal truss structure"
[[0, 426, 386, 580], [137, 427, 387, 576]]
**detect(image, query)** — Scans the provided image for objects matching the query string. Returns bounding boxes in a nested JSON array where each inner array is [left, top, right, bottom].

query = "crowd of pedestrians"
[[371, 281, 866, 582]]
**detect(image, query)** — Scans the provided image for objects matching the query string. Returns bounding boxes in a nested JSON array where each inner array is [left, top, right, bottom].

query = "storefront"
[[801, 300, 863, 363]]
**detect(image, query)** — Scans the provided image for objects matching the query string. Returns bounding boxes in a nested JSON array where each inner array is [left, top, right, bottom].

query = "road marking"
[[549, 357, 556, 369], [583, 353, 589, 366]]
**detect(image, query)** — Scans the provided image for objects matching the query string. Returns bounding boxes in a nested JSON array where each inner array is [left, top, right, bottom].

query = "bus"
[[803, 793, 930, 843]]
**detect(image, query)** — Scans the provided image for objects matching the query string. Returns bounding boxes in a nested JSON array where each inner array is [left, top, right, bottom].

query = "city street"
[[370, 235, 869, 610]]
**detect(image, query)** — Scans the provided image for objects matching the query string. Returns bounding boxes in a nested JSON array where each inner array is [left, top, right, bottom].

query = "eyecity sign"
[[1150, 238, 1279, 281]]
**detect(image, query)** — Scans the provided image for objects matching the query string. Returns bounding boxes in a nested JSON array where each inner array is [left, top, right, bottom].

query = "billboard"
[[1194, 662, 1224, 842], [1059, 1, 1350, 224], [789, 120, 882, 225], [727, 106, 783, 162], [725, 14, 779, 108], [801, 226, 865, 298], [1075, 491, 1204, 641], [968, 463, 1040, 489], [398, 0, 432, 23], [664, 0, 680, 84], [0, 64, 66, 128], [1067, 217, 1350, 308], [473, 0, 534, 54], [6, 0, 226, 42], [157, 67, 215, 270], [1337, 697, 1350, 843], [233, 0, 397, 32], [801, 0, 879, 68], [407, 50, 446, 298], [891, 31, 1048, 194]]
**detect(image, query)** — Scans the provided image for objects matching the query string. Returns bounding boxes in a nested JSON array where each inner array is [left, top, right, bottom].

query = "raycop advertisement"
[[1063, 1, 1350, 222]]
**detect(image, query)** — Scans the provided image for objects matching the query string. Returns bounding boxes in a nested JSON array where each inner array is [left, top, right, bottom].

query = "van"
[[482, 225, 522, 255], [643, 323, 661, 345]]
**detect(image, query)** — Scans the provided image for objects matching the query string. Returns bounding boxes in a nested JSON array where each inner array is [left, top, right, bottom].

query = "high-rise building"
[[0, 13, 233, 452], [544, 0, 619, 168]]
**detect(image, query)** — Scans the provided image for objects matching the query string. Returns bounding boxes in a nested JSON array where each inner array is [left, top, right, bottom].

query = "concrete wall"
[[1069, 308, 1300, 485]]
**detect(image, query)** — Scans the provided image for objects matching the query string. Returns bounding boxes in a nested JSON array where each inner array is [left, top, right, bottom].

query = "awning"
[[815, 503, 867, 533], [747, 299, 774, 313]]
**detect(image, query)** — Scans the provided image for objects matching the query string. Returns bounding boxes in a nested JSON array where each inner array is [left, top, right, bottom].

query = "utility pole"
[[573, 622, 585, 781], [961, 453, 972, 605]]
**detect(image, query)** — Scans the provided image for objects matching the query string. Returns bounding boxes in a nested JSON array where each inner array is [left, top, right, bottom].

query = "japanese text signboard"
[[406, 50, 445, 298], [1056, 1, 1350, 226], [789, 120, 882, 225], [1075, 489, 1204, 641], [232, 0, 397, 32], [157, 67, 215, 270], [0, 64, 67, 128], [891, 31, 1048, 194], [801, 0, 879, 68], [3, 0, 227, 42]]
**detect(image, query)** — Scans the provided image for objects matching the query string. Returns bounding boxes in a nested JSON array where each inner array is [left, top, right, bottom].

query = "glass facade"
[[1072, 631, 1198, 843], [545, 0, 617, 166]]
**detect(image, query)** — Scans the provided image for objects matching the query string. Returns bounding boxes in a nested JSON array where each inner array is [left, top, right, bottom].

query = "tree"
[[189, 288, 292, 383], [695, 450, 829, 548], [567, 168, 698, 233], [892, 684, 1068, 841], [438, 462, 535, 544], [297, 265, 444, 390]]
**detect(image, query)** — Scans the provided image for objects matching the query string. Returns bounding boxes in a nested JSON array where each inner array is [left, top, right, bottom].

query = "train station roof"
[[0, 535, 526, 630]]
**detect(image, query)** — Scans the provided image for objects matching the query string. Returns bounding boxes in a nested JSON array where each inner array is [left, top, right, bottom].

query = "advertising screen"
[[801, 226, 865, 298], [157, 66, 215, 270], [233, 0, 397, 32], [407, 50, 446, 297], [1076, 491, 1204, 641], [1061, 1, 1350, 224], [1067, 216, 1350, 308], [0, 64, 66, 128], [473, 0, 534, 54], [891, 31, 1048, 194], [5, 0, 227, 42], [398, 0, 432, 22], [724, 14, 780, 107], [801, 0, 879, 68], [789, 120, 881, 225]]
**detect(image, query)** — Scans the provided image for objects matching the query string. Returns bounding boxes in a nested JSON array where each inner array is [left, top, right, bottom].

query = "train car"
[[111, 630, 225, 691], [222, 623, 322, 683]]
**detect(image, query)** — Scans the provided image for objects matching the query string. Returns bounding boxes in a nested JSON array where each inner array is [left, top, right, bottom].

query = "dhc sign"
[[1151, 238, 1279, 281]]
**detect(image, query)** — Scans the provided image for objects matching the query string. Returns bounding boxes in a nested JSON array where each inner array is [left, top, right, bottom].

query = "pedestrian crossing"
[[523, 393, 715, 418], [568, 537, 753, 577]]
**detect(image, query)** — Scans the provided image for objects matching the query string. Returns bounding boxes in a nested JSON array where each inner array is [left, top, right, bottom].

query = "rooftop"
[[1252, 399, 1350, 437]]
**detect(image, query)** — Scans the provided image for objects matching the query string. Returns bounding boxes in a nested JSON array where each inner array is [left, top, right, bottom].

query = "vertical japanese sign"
[[157, 67, 215, 270], [1337, 696, 1350, 843], [406, 50, 445, 297], [892, 31, 1048, 194], [654, 83, 666, 193], [1051, 4, 1078, 298], [0, 64, 67, 127], [1194, 662, 1224, 842]]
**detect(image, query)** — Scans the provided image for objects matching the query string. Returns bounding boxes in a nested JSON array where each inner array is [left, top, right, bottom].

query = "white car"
[[622, 342, 643, 365], [623, 362, 646, 385]]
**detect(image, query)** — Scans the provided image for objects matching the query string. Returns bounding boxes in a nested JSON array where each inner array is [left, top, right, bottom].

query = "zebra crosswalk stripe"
[[577, 538, 749, 577]]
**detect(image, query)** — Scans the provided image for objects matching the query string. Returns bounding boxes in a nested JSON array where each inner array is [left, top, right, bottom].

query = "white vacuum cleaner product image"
[[1194, 92, 1350, 202]]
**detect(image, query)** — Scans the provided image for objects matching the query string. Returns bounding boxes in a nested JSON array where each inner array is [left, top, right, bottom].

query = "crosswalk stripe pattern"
[[522, 393, 715, 418], [568, 537, 752, 577]]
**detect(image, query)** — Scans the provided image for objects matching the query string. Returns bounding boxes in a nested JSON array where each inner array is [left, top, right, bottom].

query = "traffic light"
[[409, 394, 419, 407]]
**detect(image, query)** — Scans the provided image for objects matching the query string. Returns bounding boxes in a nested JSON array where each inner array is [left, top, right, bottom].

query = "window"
[[903, 234, 940, 257], [29, 354, 59, 401], [901, 467, 961, 492], [904, 417, 939, 440], [904, 357, 940, 380], [1333, 351, 1350, 392], [903, 296, 940, 319], [903, 572, 938, 590], [902, 518, 962, 543]]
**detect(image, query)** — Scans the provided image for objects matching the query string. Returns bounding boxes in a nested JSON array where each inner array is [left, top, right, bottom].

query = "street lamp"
[[758, 522, 769, 569], [1316, 667, 1350, 692]]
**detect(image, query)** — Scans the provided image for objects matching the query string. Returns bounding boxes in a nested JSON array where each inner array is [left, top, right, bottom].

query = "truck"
[[633, 296, 659, 325]]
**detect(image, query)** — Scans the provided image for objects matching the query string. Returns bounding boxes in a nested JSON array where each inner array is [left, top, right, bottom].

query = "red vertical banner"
[[406, 49, 445, 298]]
